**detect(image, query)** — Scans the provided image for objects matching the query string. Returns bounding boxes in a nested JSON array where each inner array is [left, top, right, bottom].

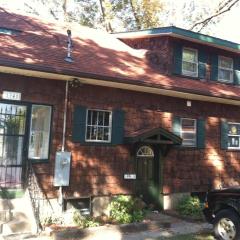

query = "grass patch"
[[157, 232, 214, 240]]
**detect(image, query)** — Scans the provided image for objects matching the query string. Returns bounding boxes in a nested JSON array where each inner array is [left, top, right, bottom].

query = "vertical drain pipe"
[[62, 80, 69, 152], [59, 80, 69, 209]]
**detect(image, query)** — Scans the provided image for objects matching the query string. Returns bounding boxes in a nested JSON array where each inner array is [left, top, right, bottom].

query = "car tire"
[[213, 209, 240, 240]]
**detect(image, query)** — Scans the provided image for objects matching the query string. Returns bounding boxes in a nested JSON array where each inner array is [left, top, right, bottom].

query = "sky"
[[0, 0, 240, 44], [215, 4, 240, 43]]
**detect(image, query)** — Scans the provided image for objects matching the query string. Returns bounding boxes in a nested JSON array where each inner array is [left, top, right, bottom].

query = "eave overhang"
[[114, 26, 240, 54], [1, 63, 240, 106]]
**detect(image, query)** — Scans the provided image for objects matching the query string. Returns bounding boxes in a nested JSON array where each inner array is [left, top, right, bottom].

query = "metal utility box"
[[54, 151, 71, 187]]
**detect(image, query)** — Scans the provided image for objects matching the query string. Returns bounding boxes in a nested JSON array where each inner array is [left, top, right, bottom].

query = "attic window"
[[0, 27, 21, 35]]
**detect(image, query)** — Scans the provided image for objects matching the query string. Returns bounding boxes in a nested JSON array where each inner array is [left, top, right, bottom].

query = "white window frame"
[[180, 118, 197, 147], [28, 104, 52, 160], [85, 109, 112, 143], [182, 47, 198, 77], [227, 122, 240, 150], [218, 56, 233, 83]]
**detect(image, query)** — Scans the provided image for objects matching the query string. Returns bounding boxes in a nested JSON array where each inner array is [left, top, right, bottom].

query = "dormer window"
[[182, 48, 198, 77], [218, 56, 233, 83]]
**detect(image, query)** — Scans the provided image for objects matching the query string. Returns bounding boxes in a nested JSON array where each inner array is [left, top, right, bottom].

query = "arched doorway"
[[136, 145, 155, 202]]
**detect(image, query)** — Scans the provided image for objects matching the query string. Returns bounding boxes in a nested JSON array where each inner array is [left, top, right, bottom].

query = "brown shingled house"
[[1, 7, 240, 232]]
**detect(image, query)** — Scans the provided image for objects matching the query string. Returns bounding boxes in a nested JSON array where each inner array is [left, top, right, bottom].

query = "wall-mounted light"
[[187, 100, 191, 107]]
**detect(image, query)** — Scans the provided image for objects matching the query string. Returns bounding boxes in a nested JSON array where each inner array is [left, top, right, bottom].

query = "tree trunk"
[[129, 0, 141, 30]]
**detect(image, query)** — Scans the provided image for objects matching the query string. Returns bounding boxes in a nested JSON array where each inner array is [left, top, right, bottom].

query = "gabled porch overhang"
[[124, 127, 182, 146]]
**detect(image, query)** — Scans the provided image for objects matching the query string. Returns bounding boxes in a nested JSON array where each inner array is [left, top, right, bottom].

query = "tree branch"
[[190, 0, 239, 31]]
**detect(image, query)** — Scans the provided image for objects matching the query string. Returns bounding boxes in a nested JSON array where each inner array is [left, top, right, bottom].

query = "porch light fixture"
[[64, 29, 74, 63], [69, 78, 83, 88]]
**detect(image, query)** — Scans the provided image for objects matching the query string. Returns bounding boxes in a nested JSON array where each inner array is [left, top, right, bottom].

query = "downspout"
[[59, 80, 69, 209], [62, 80, 69, 152]]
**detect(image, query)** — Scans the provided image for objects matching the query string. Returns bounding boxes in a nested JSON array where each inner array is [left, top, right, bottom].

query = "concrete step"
[[0, 190, 38, 235], [2, 218, 32, 235]]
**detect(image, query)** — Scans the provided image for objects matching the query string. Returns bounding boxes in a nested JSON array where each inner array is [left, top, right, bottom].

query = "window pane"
[[182, 119, 195, 131], [91, 111, 98, 125], [98, 111, 104, 126], [219, 69, 232, 81], [219, 58, 233, 69], [228, 124, 240, 135], [97, 127, 104, 140], [104, 112, 110, 126], [182, 62, 197, 73], [183, 49, 197, 62], [87, 111, 92, 125], [103, 128, 110, 141], [28, 105, 51, 159], [228, 136, 240, 148]]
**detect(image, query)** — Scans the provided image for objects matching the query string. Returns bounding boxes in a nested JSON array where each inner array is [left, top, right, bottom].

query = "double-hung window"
[[218, 56, 233, 83], [228, 123, 240, 149], [85, 109, 112, 142], [180, 118, 197, 147], [182, 48, 198, 77]]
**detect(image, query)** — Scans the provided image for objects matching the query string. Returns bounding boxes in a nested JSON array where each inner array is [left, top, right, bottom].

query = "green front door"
[[135, 145, 155, 203]]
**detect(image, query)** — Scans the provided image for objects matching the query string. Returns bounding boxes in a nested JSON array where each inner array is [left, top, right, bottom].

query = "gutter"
[[1, 64, 240, 106]]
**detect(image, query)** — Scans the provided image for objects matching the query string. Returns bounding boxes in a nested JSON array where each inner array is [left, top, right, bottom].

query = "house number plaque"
[[124, 174, 136, 180], [2, 91, 21, 101]]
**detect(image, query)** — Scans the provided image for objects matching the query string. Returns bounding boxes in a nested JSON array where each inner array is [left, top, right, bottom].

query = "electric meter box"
[[54, 151, 71, 187]]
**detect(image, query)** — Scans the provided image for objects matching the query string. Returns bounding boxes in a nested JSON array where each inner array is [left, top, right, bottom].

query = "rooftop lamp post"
[[64, 29, 74, 63]]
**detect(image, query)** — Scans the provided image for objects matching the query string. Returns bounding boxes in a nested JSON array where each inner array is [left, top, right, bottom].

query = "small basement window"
[[64, 197, 91, 215], [218, 56, 233, 83], [182, 48, 198, 77], [85, 109, 112, 142]]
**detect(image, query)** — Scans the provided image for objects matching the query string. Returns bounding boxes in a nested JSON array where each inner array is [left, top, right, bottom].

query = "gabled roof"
[[1, 8, 240, 106], [125, 127, 182, 145], [114, 26, 240, 54]]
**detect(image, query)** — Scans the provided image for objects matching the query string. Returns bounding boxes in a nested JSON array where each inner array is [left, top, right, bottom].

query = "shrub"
[[108, 195, 145, 224], [176, 196, 203, 218], [41, 213, 64, 226], [73, 211, 100, 228]]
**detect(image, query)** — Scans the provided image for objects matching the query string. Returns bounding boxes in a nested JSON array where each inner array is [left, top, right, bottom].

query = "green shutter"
[[112, 109, 125, 145], [221, 119, 228, 150], [173, 44, 182, 75], [211, 54, 218, 81], [72, 106, 86, 143], [173, 116, 181, 137], [234, 57, 240, 85], [198, 50, 207, 79], [197, 119, 205, 149]]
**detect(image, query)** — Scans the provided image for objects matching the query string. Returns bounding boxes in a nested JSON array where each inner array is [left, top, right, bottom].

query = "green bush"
[[73, 211, 100, 228], [108, 195, 145, 224], [176, 196, 203, 218]]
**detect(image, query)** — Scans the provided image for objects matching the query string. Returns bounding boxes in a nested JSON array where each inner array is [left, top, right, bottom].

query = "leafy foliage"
[[108, 195, 145, 224], [176, 196, 203, 218], [73, 211, 100, 228]]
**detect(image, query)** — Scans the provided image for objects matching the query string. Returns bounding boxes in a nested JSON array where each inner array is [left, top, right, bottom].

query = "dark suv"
[[203, 187, 240, 240]]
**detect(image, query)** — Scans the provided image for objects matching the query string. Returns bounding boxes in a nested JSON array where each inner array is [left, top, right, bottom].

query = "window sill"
[[226, 149, 240, 152], [172, 73, 200, 80], [30, 159, 49, 163]]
